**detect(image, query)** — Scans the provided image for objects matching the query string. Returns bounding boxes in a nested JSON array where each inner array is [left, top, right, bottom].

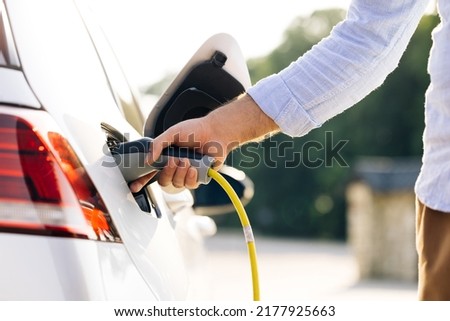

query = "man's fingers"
[[147, 126, 179, 164], [147, 118, 217, 190], [158, 157, 179, 187], [129, 171, 157, 193], [185, 167, 199, 189], [149, 120, 206, 164], [171, 158, 190, 188]]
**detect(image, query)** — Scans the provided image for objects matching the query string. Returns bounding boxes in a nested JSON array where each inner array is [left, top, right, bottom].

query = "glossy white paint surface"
[[1, 0, 247, 300], [0, 68, 40, 108], [4, 0, 188, 300]]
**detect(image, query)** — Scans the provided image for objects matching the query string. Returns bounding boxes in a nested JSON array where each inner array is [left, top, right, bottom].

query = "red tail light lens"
[[0, 114, 121, 242]]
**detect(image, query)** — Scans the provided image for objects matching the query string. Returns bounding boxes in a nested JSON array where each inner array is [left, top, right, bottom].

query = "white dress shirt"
[[248, 0, 450, 212]]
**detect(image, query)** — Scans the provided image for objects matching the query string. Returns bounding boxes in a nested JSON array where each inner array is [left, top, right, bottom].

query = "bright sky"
[[90, 0, 435, 88], [89, 0, 353, 88]]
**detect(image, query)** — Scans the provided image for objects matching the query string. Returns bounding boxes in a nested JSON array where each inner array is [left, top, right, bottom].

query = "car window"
[[0, 2, 20, 68]]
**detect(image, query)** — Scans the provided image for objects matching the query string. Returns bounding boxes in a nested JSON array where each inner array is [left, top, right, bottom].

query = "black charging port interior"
[[101, 122, 161, 218]]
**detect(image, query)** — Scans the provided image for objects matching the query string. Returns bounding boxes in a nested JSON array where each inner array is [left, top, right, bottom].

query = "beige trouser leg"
[[416, 199, 450, 300]]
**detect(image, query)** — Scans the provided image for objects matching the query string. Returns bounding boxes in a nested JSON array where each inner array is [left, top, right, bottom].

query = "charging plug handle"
[[110, 137, 215, 184]]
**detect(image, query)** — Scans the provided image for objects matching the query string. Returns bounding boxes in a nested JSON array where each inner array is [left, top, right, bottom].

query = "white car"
[[0, 0, 252, 300]]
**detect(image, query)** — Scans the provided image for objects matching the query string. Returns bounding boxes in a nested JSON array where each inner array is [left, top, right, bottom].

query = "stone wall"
[[346, 158, 420, 282]]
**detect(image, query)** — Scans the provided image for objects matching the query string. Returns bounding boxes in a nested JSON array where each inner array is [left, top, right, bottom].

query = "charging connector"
[[110, 137, 215, 184], [110, 138, 260, 300]]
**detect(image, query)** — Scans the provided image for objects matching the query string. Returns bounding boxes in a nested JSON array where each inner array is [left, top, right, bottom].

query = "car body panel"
[[96, 242, 157, 301], [0, 233, 157, 300], [5, 0, 188, 300], [1, 0, 251, 300], [0, 234, 105, 300], [0, 68, 40, 108]]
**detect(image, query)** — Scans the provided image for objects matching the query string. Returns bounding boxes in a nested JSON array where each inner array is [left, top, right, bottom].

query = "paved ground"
[[195, 230, 417, 301]]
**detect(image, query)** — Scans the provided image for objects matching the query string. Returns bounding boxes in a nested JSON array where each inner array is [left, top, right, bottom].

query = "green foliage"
[[216, 10, 439, 240], [248, 9, 346, 82]]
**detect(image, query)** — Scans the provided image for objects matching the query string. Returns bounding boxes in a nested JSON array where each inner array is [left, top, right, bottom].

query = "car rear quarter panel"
[[5, 0, 189, 300]]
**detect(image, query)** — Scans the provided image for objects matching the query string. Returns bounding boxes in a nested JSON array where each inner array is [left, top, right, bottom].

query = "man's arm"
[[248, 0, 429, 136], [130, 94, 279, 191], [131, 0, 428, 192]]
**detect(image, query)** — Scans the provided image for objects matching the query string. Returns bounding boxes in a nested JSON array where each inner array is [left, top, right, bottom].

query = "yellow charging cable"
[[207, 168, 260, 301]]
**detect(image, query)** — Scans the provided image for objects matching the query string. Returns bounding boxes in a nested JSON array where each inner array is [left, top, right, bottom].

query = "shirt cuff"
[[247, 74, 320, 137]]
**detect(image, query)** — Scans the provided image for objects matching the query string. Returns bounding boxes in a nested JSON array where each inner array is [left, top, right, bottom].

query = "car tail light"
[[0, 113, 121, 242]]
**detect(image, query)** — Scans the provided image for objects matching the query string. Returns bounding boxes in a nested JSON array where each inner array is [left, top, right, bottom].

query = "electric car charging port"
[[101, 122, 161, 218]]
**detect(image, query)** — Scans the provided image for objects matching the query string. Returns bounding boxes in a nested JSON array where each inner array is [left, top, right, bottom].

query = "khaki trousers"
[[416, 199, 450, 300]]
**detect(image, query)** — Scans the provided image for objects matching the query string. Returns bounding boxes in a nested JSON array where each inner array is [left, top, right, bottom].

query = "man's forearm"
[[206, 94, 280, 150]]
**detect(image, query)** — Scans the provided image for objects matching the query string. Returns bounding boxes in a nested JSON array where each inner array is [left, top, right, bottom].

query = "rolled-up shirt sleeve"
[[247, 0, 429, 137]]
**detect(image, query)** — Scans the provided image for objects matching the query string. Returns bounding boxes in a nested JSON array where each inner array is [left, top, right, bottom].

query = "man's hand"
[[129, 94, 279, 192]]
